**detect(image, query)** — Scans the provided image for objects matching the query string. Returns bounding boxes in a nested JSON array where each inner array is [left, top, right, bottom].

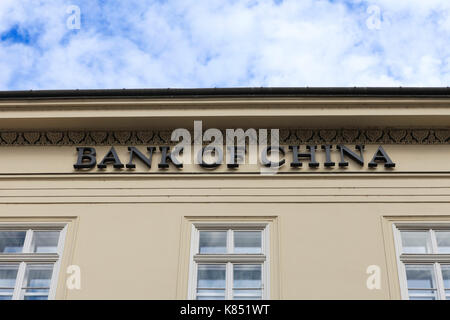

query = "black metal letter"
[[158, 146, 183, 168], [368, 146, 396, 168], [74, 147, 96, 169], [198, 146, 223, 168], [227, 146, 246, 168], [97, 147, 124, 169], [261, 146, 286, 167], [126, 146, 155, 169], [289, 145, 319, 168], [337, 145, 365, 167], [321, 145, 335, 167]]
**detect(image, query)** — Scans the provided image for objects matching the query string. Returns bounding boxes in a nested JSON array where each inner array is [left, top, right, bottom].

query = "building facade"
[[0, 87, 449, 300]]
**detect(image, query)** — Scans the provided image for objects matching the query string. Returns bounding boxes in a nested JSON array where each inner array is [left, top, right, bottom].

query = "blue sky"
[[0, 0, 449, 90]]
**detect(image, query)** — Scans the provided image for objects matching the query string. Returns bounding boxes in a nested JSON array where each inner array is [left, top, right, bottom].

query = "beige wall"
[[1, 174, 450, 299], [0, 96, 449, 299]]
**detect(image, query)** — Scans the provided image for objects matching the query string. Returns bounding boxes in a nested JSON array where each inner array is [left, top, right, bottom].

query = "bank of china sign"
[[73, 122, 395, 173]]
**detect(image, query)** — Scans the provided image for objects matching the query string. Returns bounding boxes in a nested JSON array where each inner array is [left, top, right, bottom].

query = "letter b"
[[74, 147, 96, 169]]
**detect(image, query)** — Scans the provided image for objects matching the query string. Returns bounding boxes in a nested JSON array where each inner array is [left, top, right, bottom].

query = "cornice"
[[0, 128, 448, 146], [0, 87, 450, 100]]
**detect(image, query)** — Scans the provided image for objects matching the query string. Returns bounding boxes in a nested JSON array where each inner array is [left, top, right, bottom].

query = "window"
[[0, 224, 66, 300], [394, 224, 450, 300], [188, 224, 269, 300]]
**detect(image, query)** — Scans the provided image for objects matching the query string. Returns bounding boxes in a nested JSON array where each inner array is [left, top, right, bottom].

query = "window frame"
[[188, 222, 270, 300], [393, 223, 450, 300], [0, 223, 67, 300]]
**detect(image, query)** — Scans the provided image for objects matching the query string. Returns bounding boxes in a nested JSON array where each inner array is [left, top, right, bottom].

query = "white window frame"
[[0, 223, 67, 300], [393, 223, 450, 300], [188, 223, 270, 300]]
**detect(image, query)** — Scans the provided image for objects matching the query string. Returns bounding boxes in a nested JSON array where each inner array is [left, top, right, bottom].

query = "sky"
[[0, 0, 449, 90]]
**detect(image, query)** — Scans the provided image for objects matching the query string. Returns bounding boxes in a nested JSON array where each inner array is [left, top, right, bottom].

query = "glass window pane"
[[234, 231, 262, 254], [196, 289, 225, 300], [199, 231, 227, 254], [233, 289, 262, 300], [436, 232, 450, 254], [21, 265, 53, 300], [24, 266, 53, 288], [0, 231, 26, 253], [0, 265, 18, 300], [24, 295, 49, 300], [401, 231, 431, 254], [197, 264, 226, 288], [441, 266, 450, 289], [197, 296, 225, 300], [405, 265, 435, 289], [409, 293, 436, 300], [31, 231, 60, 253], [233, 264, 262, 289]]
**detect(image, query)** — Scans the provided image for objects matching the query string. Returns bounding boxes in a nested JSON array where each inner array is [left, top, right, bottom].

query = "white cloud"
[[0, 0, 449, 89]]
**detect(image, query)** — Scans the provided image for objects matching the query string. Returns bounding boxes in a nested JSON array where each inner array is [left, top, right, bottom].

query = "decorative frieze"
[[0, 128, 448, 146]]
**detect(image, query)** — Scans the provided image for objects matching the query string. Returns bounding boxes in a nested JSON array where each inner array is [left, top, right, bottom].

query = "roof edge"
[[0, 87, 449, 100]]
